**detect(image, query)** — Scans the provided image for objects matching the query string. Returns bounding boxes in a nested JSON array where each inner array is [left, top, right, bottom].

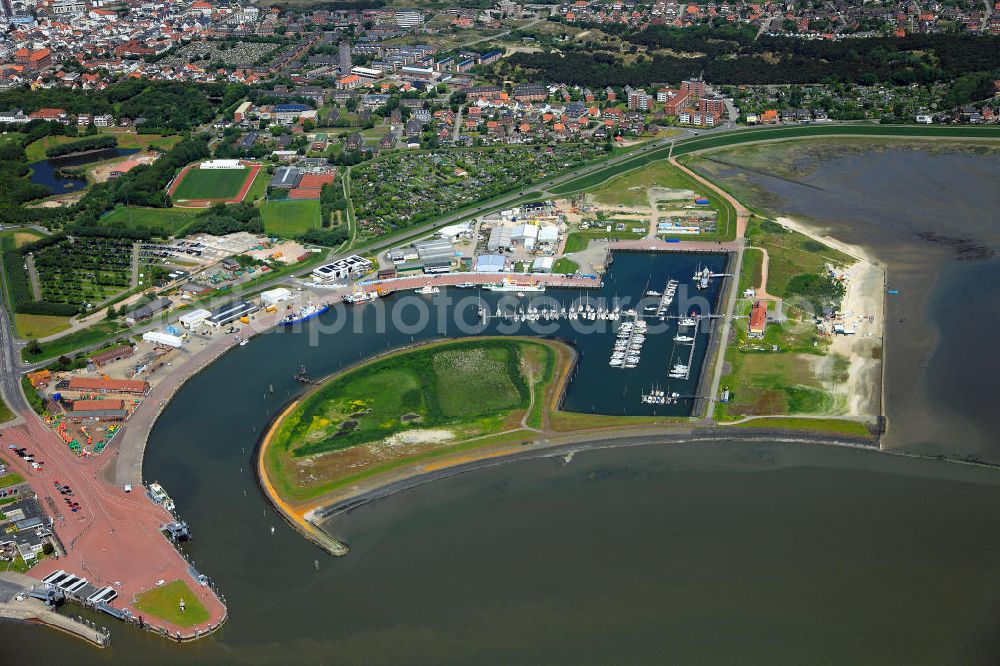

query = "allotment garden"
[[349, 144, 608, 239]]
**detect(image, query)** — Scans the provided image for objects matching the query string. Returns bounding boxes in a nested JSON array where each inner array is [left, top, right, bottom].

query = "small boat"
[[415, 285, 440, 295], [674, 335, 694, 343], [344, 291, 378, 304], [646, 290, 661, 296], [239, 338, 249, 346]]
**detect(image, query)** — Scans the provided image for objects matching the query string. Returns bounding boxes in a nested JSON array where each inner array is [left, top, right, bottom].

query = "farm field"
[[261, 200, 321, 236], [133, 580, 210, 628], [101, 206, 200, 237], [171, 166, 251, 201]]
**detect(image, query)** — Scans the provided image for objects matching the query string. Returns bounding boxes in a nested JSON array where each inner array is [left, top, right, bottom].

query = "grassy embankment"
[[263, 337, 687, 506], [715, 216, 857, 420], [731, 416, 871, 438], [133, 580, 210, 628], [265, 338, 538, 502], [551, 124, 1000, 199]]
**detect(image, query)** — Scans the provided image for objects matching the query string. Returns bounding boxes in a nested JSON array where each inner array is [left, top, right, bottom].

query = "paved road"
[[24, 254, 41, 301]]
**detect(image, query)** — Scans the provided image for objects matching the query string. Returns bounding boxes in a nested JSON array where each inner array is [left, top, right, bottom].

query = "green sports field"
[[172, 166, 250, 201], [261, 200, 322, 236]]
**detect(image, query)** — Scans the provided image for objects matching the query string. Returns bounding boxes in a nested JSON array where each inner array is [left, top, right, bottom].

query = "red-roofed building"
[[67, 377, 150, 395], [28, 108, 68, 124], [748, 301, 767, 338], [15, 48, 51, 71]]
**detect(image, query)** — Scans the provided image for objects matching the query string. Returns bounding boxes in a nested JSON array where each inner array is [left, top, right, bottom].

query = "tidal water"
[[693, 141, 1000, 458], [4, 145, 1000, 664], [29, 148, 138, 194]]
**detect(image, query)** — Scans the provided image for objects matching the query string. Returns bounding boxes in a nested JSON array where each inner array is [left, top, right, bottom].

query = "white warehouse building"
[[143, 330, 184, 348], [178, 308, 211, 328], [261, 287, 292, 307]]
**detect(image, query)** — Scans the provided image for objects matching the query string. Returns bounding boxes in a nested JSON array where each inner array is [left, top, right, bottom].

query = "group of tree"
[[0, 80, 246, 132], [504, 33, 1000, 98], [185, 202, 263, 236]]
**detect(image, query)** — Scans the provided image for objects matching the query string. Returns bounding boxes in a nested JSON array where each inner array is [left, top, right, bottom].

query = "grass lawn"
[[24, 136, 79, 162], [552, 257, 579, 274], [101, 206, 200, 237], [261, 200, 321, 236], [244, 166, 270, 204], [0, 461, 24, 487], [0, 399, 14, 426], [134, 580, 210, 628], [172, 167, 250, 201], [14, 313, 71, 338], [101, 130, 180, 151], [22, 320, 123, 362], [739, 247, 764, 294], [588, 160, 695, 207], [746, 217, 853, 297], [564, 229, 645, 253]]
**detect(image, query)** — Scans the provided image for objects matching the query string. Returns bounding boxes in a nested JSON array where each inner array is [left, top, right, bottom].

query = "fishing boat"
[[281, 303, 330, 326], [415, 285, 440, 295]]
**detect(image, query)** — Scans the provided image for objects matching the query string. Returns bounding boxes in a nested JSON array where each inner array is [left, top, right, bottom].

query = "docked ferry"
[[147, 482, 175, 512], [281, 303, 329, 326], [482, 281, 545, 293]]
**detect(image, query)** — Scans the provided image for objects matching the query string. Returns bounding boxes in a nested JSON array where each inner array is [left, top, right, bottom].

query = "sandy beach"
[[773, 216, 885, 422]]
